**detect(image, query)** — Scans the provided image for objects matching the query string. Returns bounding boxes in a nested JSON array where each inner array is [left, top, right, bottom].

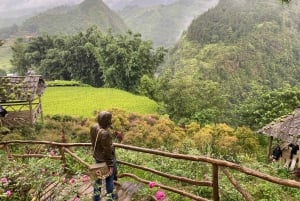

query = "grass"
[[41, 86, 158, 118], [0, 45, 12, 72]]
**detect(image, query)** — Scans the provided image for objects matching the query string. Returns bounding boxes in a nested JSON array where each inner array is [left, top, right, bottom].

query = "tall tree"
[[161, 69, 227, 124], [10, 27, 165, 90], [10, 38, 30, 75], [97, 31, 166, 92], [25, 35, 55, 68], [235, 83, 300, 129]]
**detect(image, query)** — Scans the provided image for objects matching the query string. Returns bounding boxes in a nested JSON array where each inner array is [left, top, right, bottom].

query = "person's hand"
[[109, 167, 114, 176]]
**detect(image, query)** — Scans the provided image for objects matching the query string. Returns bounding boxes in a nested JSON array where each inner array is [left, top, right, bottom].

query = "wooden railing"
[[1, 140, 300, 201]]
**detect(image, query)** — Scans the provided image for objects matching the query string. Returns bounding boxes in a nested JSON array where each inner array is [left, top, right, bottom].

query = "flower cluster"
[[1, 177, 12, 198], [148, 181, 166, 201]]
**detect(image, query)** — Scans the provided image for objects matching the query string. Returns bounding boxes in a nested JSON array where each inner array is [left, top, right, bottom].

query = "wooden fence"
[[1, 140, 300, 201]]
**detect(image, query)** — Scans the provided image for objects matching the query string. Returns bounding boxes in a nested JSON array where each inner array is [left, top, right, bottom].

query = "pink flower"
[[149, 181, 156, 188], [82, 175, 90, 182], [49, 150, 55, 156], [73, 197, 80, 201], [6, 190, 12, 197], [63, 177, 68, 183], [155, 191, 166, 201], [1, 177, 8, 184], [69, 178, 76, 184]]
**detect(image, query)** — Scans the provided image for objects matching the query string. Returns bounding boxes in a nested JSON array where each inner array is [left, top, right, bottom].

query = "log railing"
[[1, 140, 300, 201]]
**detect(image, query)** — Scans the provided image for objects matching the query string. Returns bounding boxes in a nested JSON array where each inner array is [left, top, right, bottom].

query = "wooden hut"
[[257, 108, 300, 160], [0, 75, 46, 128]]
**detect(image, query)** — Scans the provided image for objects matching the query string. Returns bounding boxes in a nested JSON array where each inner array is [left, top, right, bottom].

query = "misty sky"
[[0, 0, 84, 13]]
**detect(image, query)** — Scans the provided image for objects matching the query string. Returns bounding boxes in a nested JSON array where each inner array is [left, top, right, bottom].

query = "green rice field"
[[41, 87, 158, 118], [0, 45, 12, 72]]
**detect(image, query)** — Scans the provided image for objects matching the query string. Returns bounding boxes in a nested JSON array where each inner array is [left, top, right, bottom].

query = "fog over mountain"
[[102, 0, 178, 10], [0, 0, 84, 18], [0, 0, 180, 17]]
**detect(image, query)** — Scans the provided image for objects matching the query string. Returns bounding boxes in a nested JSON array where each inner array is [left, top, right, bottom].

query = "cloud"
[[0, 0, 84, 13]]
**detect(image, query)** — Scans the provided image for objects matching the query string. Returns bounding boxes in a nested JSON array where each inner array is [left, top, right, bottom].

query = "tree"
[[97, 31, 166, 92], [235, 83, 300, 129], [137, 75, 159, 100], [25, 35, 55, 68], [10, 27, 165, 90], [65, 28, 104, 87], [162, 70, 227, 124], [10, 38, 30, 75]]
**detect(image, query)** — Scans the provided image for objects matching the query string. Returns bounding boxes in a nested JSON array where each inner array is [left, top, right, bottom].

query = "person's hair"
[[97, 111, 112, 129]]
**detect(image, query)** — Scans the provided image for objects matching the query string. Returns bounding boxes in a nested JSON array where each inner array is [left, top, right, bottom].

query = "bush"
[[0, 156, 62, 200]]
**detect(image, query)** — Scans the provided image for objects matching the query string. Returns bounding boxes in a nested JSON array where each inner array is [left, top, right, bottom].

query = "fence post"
[[59, 128, 67, 171], [212, 164, 220, 201], [4, 144, 12, 159]]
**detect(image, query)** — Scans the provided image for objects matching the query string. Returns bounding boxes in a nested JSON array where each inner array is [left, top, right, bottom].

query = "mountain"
[[0, 0, 84, 29], [103, 0, 177, 10], [165, 0, 300, 105], [1, 0, 127, 38], [117, 0, 219, 47]]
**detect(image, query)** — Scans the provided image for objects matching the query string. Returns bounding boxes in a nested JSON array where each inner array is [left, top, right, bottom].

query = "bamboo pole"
[[212, 164, 219, 201], [38, 95, 44, 122], [114, 143, 300, 188], [118, 160, 212, 186], [11, 154, 61, 160], [221, 168, 253, 201], [59, 147, 66, 171], [2, 141, 300, 189], [4, 144, 12, 159], [63, 147, 90, 167], [29, 100, 33, 125], [0, 140, 90, 147], [267, 136, 273, 163]]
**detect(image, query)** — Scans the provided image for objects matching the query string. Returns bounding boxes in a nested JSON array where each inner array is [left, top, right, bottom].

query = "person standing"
[[90, 111, 118, 201]]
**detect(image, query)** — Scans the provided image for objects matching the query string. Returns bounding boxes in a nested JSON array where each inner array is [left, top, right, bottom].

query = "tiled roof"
[[0, 75, 46, 102], [257, 108, 300, 144]]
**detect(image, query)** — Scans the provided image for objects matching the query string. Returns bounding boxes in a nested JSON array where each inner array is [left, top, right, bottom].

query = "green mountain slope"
[[118, 0, 219, 47], [18, 0, 128, 36], [166, 0, 300, 103]]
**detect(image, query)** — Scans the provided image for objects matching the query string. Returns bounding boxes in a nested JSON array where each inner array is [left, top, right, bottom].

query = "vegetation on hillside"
[[0, 0, 128, 40], [157, 0, 300, 126], [4, 0, 299, 130], [1, 107, 300, 200], [1, 0, 300, 200], [10, 26, 166, 92]]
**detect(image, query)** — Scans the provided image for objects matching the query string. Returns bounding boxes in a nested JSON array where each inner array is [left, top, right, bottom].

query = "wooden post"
[[222, 168, 253, 201], [39, 96, 44, 122], [59, 146, 66, 172], [29, 100, 33, 125], [4, 144, 12, 159], [212, 164, 219, 201], [267, 136, 273, 163], [60, 129, 67, 172]]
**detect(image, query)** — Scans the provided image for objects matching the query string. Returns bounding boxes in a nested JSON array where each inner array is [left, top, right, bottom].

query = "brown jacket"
[[90, 124, 115, 167]]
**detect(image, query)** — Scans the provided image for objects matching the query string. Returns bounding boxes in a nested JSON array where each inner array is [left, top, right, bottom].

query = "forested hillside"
[[159, 0, 300, 126], [3, 0, 300, 129], [118, 0, 219, 47], [0, 0, 127, 39]]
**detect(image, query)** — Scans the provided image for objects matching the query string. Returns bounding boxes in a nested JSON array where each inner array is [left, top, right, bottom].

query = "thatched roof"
[[0, 75, 46, 102], [258, 108, 300, 144]]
